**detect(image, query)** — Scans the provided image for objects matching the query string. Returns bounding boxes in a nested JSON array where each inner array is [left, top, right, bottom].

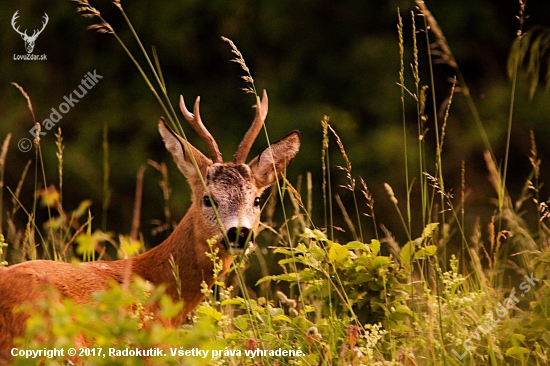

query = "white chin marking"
[[226, 240, 254, 255]]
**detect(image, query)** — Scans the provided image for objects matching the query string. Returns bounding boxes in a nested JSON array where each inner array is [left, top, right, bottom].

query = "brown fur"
[[0, 115, 300, 365]]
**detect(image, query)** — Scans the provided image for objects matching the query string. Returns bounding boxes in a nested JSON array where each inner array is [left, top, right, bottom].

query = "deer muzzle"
[[226, 227, 254, 252]]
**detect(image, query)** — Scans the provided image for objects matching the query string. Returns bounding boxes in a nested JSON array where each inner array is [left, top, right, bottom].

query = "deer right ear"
[[158, 118, 211, 180], [248, 130, 300, 188]]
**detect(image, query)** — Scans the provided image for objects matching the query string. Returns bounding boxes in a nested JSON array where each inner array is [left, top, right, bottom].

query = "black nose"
[[227, 227, 254, 248]]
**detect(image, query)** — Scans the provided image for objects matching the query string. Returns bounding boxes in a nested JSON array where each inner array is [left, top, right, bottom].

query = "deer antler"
[[234, 89, 268, 164], [11, 11, 26, 37], [180, 95, 223, 163], [11, 12, 48, 39], [33, 13, 49, 39]]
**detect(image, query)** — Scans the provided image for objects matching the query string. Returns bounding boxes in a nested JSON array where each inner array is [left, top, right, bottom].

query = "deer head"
[[11, 11, 49, 54], [158, 90, 300, 256]]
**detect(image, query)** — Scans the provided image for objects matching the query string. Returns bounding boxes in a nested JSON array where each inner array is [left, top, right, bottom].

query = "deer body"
[[0, 90, 300, 364]]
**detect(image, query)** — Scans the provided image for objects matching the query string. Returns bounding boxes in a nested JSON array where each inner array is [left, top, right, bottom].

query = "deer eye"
[[203, 196, 216, 207], [254, 197, 261, 207]]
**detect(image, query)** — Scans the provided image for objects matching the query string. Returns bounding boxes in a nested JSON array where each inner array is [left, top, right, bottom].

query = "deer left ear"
[[248, 131, 300, 188], [158, 118, 211, 182]]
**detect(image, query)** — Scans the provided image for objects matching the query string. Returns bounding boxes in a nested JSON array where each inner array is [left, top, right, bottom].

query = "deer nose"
[[227, 227, 254, 249]]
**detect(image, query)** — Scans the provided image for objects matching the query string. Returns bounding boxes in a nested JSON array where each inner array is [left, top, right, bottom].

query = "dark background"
[[1, 0, 550, 260]]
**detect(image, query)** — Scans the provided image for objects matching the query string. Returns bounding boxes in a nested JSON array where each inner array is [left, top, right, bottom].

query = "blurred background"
[[1, 0, 550, 262]]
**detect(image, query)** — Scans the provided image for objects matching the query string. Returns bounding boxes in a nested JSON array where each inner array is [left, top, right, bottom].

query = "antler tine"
[[11, 11, 25, 36], [179, 95, 223, 163], [29, 13, 48, 39], [234, 89, 268, 164], [40, 13, 49, 31]]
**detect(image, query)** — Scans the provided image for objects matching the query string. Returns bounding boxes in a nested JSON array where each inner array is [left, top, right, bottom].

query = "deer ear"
[[158, 118, 211, 180], [248, 130, 300, 188]]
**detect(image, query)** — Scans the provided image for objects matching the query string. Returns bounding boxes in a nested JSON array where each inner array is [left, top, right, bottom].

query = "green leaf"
[[413, 245, 437, 260], [393, 304, 413, 316], [372, 256, 390, 269], [301, 228, 327, 241], [279, 255, 320, 267], [233, 316, 248, 331], [273, 315, 293, 324], [344, 241, 366, 250], [255, 276, 272, 285], [273, 248, 297, 256], [301, 282, 325, 297], [328, 243, 349, 264], [414, 248, 426, 260], [73, 199, 93, 219], [511, 333, 526, 342], [401, 241, 415, 266], [75, 234, 94, 256], [303, 305, 316, 313], [196, 305, 222, 321], [369, 239, 381, 255], [76, 230, 112, 256], [422, 222, 439, 238], [352, 273, 375, 284], [221, 298, 245, 306], [119, 235, 143, 257], [424, 245, 437, 256], [505, 347, 530, 356], [256, 270, 317, 286]]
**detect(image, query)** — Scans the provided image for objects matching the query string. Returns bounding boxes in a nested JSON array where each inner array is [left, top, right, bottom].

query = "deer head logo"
[[11, 11, 49, 54]]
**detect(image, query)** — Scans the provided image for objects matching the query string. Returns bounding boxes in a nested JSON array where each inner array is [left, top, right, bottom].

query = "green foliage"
[[259, 228, 408, 327], [400, 222, 438, 270], [504, 245, 550, 363], [16, 278, 222, 366]]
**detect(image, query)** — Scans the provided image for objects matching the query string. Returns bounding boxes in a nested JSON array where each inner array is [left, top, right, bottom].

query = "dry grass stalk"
[[415, 1, 457, 69], [72, 0, 114, 34], [483, 150, 504, 205], [221, 36, 256, 94], [131, 165, 146, 242], [55, 128, 64, 205], [148, 160, 173, 236], [335, 194, 357, 240], [397, 10, 405, 94], [328, 125, 355, 193], [283, 177, 308, 230], [360, 178, 374, 216], [529, 130, 541, 182], [384, 183, 398, 206], [0, 134, 11, 238], [11, 83, 36, 123]]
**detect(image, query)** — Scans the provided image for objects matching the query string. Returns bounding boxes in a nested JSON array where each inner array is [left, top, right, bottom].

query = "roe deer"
[[0, 90, 300, 364]]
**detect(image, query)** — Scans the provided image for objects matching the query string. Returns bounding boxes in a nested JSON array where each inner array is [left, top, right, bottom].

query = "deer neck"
[[131, 204, 220, 314]]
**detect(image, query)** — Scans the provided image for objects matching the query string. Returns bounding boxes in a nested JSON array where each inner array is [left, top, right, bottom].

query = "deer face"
[[160, 125, 300, 253], [198, 163, 262, 251], [159, 105, 300, 255]]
